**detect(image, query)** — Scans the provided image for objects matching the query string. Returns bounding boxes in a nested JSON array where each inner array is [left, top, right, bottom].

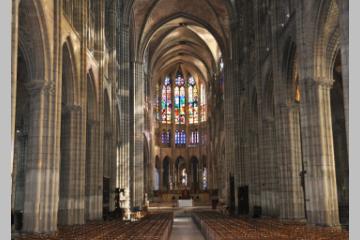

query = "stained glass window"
[[201, 84, 206, 122], [161, 129, 166, 144], [190, 129, 199, 144], [155, 83, 160, 121], [220, 58, 224, 71], [158, 70, 208, 147], [167, 130, 171, 145], [161, 129, 171, 145], [220, 58, 224, 93], [188, 76, 199, 124], [161, 76, 172, 124], [202, 167, 207, 190], [174, 86, 180, 121], [175, 129, 180, 145], [175, 129, 186, 145], [175, 71, 186, 124], [180, 130, 186, 145]]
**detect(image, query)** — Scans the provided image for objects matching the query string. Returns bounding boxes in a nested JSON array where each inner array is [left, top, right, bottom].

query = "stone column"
[[223, 57, 235, 204], [109, 130, 117, 212], [159, 162, 163, 192], [130, 61, 144, 207], [11, 0, 20, 188], [117, 17, 131, 212], [22, 81, 59, 233], [300, 79, 339, 226], [275, 103, 305, 220], [85, 120, 102, 220], [58, 104, 83, 225], [260, 117, 279, 216], [73, 105, 85, 224]]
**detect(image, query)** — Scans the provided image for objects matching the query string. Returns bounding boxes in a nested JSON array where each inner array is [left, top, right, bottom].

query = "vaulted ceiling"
[[128, 0, 234, 84]]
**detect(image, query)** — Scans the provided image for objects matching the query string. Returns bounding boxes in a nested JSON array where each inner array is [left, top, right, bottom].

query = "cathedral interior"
[[11, 0, 349, 239]]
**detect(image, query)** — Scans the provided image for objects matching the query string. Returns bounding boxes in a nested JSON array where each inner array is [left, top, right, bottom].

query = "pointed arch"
[[18, 0, 50, 82]]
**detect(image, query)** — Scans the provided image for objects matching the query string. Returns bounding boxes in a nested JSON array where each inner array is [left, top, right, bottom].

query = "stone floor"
[[170, 217, 205, 240]]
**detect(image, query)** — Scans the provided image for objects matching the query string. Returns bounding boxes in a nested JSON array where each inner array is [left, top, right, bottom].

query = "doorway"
[[229, 175, 235, 215], [238, 186, 249, 215]]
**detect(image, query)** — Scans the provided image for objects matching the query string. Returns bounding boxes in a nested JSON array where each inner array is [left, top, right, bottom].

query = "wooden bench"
[[192, 211, 348, 240], [13, 212, 174, 240]]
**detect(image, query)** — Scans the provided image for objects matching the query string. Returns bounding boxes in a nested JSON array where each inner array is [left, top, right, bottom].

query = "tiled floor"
[[170, 217, 205, 240]]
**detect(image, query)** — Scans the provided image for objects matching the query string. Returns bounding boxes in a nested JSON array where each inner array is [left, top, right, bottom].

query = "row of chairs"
[[14, 212, 174, 240], [192, 211, 348, 240]]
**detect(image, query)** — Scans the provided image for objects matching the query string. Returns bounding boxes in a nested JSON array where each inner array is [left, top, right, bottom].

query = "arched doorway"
[[201, 155, 208, 191], [154, 156, 160, 191], [249, 90, 259, 209], [103, 90, 111, 217], [143, 136, 150, 194], [331, 51, 348, 225], [162, 157, 170, 191], [12, 47, 30, 231], [175, 156, 186, 189], [85, 71, 98, 220], [58, 42, 78, 225], [191, 157, 199, 192]]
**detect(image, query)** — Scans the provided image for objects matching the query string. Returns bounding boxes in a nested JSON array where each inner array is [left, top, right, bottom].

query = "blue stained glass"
[[161, 77, 172, 124], [175, 130, 179, 145], [167, 130, 171, 145], [180, 96, 185, 105], [189, 76, 196, 86], [181, 130, 186, 144], [161, 129, 171, 145], [175, 71, 185, 86], [164, 77, 171, 86]]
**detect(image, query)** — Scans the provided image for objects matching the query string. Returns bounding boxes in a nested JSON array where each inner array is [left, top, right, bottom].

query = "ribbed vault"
[[128, 0, 233, 84]]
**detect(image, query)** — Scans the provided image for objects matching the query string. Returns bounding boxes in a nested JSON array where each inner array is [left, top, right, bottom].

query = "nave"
[[11, 0, 349, 237]]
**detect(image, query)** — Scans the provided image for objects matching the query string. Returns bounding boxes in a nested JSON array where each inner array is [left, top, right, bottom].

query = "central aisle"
[[170, 216, 205, 240]]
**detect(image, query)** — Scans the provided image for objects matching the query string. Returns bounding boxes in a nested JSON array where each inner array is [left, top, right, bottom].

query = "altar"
[[178, 199, 193, 207]]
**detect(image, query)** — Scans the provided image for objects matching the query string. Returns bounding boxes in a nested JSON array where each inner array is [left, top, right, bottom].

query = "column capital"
[[277, 101, 300, 112], [301, 77, 334, 89], [26, 80, 55, 98], [262, 116, 275, 123], [249, 128, 257, 134], [313, 79, 334, 89], [104, 131, 113, 138], [25, 80, 45, 97], [132, 60, 144, 65], [277, 102, 289, 110], [62, 104, 82, 113], [87, 119, 100, 128]]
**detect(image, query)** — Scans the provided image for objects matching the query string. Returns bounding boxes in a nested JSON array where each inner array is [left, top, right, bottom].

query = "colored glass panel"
[[161, 77, 171, 124], [181, 130, 186, 145], [179, 86, 185, 124], [188, 85, 194, 124], [193, 85, 199, 124], [161, 129, 171, 145], [175, 130, 179, 145], [175, 70, 185, 124], [201, 84, 206, 122], [174, 87, 180, 122], [188, 76, 199, 124]]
